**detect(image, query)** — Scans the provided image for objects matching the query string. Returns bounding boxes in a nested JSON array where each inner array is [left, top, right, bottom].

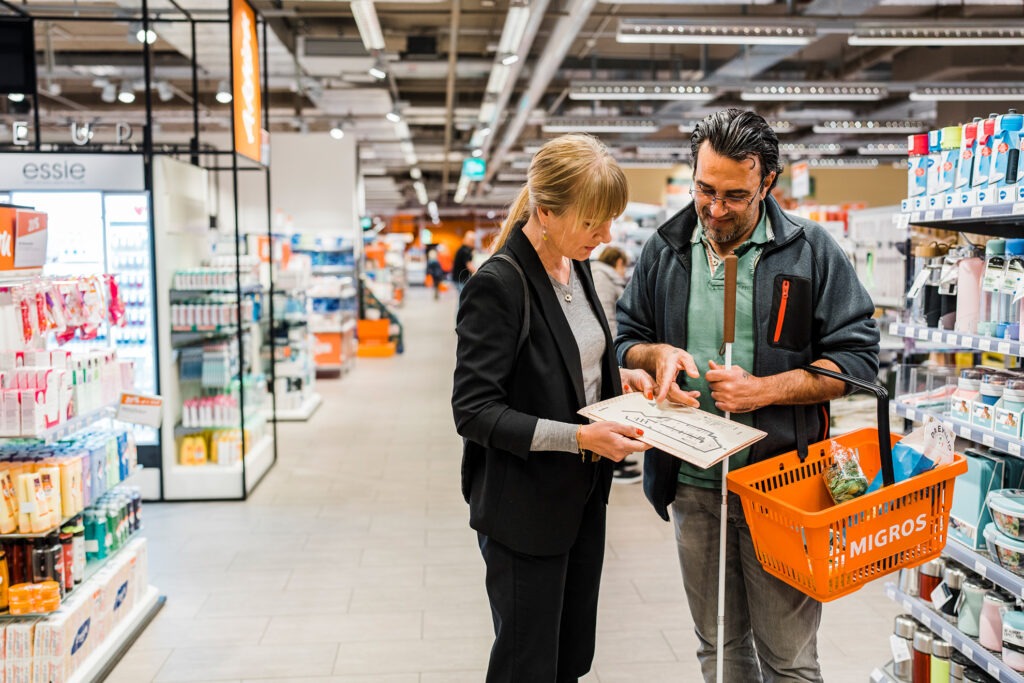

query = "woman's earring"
[[541, 228, 548, 241]]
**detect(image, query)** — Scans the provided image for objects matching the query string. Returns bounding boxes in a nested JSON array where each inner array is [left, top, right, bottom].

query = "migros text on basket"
[[848, 514, 929, 559]]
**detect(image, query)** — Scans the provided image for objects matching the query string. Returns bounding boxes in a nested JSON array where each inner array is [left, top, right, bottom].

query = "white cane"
[[716, 254, 738, 683]]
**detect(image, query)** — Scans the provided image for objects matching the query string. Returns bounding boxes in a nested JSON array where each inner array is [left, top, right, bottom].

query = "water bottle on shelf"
[[979, 239, 1007, 337], [1002, 238, 1024, 340], [955, 246, 985, 334]]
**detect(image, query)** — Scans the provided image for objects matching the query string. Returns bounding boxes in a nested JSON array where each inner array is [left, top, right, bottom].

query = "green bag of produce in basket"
[[823, 439, 869, 504]]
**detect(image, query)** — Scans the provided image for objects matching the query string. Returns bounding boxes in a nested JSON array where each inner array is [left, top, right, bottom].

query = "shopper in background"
[[615, 108, 880, 682], [592, 245, 641, 484], [452, 230, 478, 293], [452, 133, 682, 683], [425, 245, 445, 300]]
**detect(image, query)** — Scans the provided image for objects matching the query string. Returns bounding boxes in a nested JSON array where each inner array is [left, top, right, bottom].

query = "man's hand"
[[705, 361, 766, 414], [650, 345, 700, 405]]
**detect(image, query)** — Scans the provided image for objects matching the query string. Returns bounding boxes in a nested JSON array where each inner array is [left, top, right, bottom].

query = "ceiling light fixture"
[[472, 149, 484, 158], [136, 27, 157, 45], [812, 120, 928, 134], [807, 158, 880, 168], [741, 84, 887, 102], [7, 93, 25, 103], [350, 0, 386, 51], [329, 123, 345, 140], [117, 82, 136, 104], [779, 143, 844, 156], [215, 81, 232, 104], [617, 19, 816, 45], [368, 61, 387, 81], [100, 84, 117, 103], [542, 118, 660, 134], [857, 143, 907, 155], [500, 53, 519, 67], [413, 180, 428, 205], [909, 86, 1024, 101], [410, 168, 422, 180], [848, 25, 1024, 46], [386, 109, 402, 124], [570, 82, 715, 101], [497, 3, 531, 56], [156, 81, 174, 102]]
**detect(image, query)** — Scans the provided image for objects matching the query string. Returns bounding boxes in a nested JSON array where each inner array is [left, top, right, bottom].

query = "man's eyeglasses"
[[689, 183, 762, 211]]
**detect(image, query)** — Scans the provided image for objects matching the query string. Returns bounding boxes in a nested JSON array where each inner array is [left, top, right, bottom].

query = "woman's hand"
[[619, 367, 656, 398], [579, 421, 650, 462]]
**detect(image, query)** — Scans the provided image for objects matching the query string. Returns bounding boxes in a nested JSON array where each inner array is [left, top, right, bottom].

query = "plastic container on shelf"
[[955, 246, 985, 334], [1003, 610, 1024, 672], [987, 489, 1024, 540], [979, 590, 1014, 651], [984, 522, 1024, 577], [980, 373, 1007, 407], [908, 134, 931, 208], [1002, 239, 1024, 341]]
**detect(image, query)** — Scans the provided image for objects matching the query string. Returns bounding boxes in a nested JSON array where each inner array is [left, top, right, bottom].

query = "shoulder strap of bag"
[[491, 253, 530, 356]]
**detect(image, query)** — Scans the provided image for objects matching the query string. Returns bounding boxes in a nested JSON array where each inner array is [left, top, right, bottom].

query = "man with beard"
[[614, 108, 879, 682]]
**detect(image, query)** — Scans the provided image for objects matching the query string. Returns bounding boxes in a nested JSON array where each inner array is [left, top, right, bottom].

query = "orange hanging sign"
[[232, 0, 263, 163]]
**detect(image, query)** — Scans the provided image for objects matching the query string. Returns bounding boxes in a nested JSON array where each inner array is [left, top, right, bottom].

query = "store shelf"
[[885, 583, 1024, 682], [905, 201, 1024, 236], [0, 466, 144, 540], [166, 434, 274, 498], [169, 283, 262, 300], [944, 538, 1024, 600], [869, 665, 900, 683], [889, 322, 1024, 357], [311, 265, 355, 276], [174, 407, 270, 437], [0, 404, 116, 444], [275, 393, 322, 422], [892, 401, 1023, 457], [67, 586, 164, 683]]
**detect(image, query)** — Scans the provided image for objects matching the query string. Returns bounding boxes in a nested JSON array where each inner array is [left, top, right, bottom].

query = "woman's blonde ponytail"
[[491, 185, 532, 252]]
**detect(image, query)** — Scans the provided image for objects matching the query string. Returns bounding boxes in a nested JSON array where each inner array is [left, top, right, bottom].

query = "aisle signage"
[[13, 209, 47, 268], [0, 153, 145, 191], [116, 393, 164, 428], [232, 0, 263, 164], [792, 161, 811, 199]]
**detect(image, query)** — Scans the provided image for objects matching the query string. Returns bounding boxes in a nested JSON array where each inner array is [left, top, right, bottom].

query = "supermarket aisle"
[[109, 285, 896, 683]]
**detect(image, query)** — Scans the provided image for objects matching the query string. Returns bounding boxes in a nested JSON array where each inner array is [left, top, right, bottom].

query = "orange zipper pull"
[[773, 279, 791, 343]]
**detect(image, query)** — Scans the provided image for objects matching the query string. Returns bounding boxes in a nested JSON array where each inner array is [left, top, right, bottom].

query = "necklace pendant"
[[564, 293, 572, 303]]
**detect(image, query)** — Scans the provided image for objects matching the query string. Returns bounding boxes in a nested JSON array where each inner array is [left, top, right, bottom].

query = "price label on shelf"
[[1010, 443, 1022, 457], [945, 333, 958, 345], [999, 342, 1012, 355], [116, 393, 163, 428], [916, 328, 930, 341], [1013, 202, 1024, 216], [980, 339, 993, 351], [902, 599, 913, 612], [941, 628, 953, 643], [925, 210, 936, 221], [920, 612, 932, 628], [972, 206, 984, 218], [988, 662, 1001, 678], [960, 427, 972, 439], [890, 634, 912, 663], [931, 331, 943, 342], [961, 643, 974, 658], [942, 209, 954, 220], [983, 434, 995, 447], [905, 409, 917, 421], [895, 213, 911, 231], [974, 560, 988, 577]]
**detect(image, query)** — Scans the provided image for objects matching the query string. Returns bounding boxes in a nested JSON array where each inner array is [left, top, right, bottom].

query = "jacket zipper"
[[773, 279, 791, 343]]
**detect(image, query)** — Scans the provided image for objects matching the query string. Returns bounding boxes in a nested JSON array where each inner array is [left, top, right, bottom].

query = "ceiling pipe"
[[480, 0, 600, 189], [441, 0, 462, 201]]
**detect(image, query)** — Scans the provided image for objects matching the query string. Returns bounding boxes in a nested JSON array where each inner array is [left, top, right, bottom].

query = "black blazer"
[[452, 225, 619, 556]]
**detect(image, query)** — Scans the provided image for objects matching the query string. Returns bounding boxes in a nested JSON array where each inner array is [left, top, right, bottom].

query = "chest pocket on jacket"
[[768, 274, 812, 352]]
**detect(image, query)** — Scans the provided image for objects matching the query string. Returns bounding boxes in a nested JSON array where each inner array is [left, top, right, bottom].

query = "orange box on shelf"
[[356, 319, 389, 344]]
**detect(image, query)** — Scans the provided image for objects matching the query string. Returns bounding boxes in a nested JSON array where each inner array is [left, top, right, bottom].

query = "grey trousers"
[[671, 483, 824, 683]]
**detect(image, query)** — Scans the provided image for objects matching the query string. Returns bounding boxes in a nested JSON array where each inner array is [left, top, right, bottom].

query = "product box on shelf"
[[951, 395, 973, 422], [4, 618, 39, 683], [972, 399, 996, 430], [995, 406, 1024, 439], [950, 448, 1024, 550]]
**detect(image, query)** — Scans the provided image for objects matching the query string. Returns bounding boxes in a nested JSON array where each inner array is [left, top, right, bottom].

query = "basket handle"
[[800, 364, 895, 488]]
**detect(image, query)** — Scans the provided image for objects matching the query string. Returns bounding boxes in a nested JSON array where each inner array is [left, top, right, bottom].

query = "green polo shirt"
[[678, 205, 773, 488]]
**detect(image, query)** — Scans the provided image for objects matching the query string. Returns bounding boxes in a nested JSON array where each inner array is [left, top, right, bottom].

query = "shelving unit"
[[67, 586, 165, 683], [879, 196, 1024, 680], [869, 665, 900, 683], [886, 584, 1024, 682]]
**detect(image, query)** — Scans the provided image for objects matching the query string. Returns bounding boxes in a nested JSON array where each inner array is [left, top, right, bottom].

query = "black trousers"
[[477, 486, 606, 683]]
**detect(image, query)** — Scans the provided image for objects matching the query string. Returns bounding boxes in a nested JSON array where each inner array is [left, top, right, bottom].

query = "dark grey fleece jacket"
[[615, 196, 880, 521]]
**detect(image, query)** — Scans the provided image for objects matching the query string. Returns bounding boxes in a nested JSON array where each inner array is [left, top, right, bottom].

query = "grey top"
[[531, 266, 607, 453]]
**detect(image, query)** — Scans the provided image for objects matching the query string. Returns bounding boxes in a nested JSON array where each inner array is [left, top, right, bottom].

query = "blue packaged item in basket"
[[865, 421, 955, 493]]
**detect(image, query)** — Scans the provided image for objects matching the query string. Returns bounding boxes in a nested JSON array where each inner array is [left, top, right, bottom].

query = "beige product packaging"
[[58, 456, 83, 517], [4, 618, 38, 683], [33, 589, 90, 683], [0, 469, 19, 534], [37, 468, 62, 528], [17, 472, 51, 534]]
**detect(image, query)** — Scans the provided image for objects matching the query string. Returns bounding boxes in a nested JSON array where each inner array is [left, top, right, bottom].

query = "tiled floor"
[[109, 287, 898, 683]]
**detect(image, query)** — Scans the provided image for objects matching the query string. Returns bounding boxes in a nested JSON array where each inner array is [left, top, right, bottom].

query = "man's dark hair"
[[690, 108, 783, 192]]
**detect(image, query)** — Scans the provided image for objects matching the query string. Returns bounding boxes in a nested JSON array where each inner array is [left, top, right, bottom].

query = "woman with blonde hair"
[[452, 134, 697, 682]]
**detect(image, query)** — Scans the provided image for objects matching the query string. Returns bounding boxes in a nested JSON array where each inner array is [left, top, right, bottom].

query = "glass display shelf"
[[891, 401, 1024, 457], [944, 538, 1024, 601], [0, 404, 116, 445], [869, 664, 900, 683], [885, 584, 1024, 683], [889, 322, 1024, 358]]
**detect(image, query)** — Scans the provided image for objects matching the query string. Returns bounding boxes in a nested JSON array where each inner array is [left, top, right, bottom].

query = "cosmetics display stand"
[[878, 202, 1024, 680]]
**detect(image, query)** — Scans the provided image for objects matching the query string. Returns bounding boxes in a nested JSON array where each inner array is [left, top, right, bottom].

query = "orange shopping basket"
[[726, 365, 967, 602]]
